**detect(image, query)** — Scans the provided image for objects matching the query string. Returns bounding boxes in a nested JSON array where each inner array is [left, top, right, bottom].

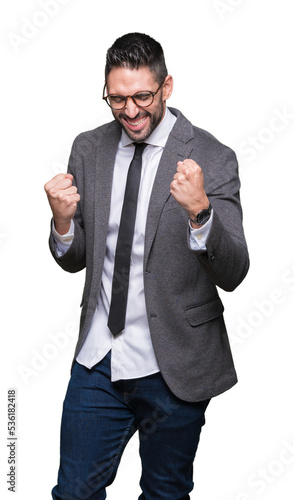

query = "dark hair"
[[105, 32, 168, 84]]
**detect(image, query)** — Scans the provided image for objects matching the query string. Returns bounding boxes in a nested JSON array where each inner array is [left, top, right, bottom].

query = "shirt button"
[[197, 233, 203, 241]]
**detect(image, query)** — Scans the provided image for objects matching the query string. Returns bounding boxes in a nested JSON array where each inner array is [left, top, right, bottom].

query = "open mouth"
[[123, 115, 149, 131]]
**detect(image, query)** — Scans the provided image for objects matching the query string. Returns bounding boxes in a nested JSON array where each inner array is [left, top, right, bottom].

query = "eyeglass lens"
[[107, 92, 154, 110]]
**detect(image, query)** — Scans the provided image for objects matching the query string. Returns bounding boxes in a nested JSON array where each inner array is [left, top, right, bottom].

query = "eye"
[[135, 92, 152, 102], [109, 95, 125, 104]]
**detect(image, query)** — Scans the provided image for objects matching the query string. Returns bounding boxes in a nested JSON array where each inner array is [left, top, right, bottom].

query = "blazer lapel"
[[144, 109, 195, 268], [93, 121, 121, 267]]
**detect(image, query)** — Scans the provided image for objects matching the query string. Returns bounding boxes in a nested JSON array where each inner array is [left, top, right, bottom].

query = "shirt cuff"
[[52, 220, 75, 257], [189, 210, 213, 251]]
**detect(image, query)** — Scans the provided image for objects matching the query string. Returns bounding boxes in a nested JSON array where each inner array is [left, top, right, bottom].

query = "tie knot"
[[133, 142, 147, 157]]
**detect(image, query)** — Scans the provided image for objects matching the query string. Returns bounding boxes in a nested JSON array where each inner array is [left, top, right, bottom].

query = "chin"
[[123, 127, 151, 143]]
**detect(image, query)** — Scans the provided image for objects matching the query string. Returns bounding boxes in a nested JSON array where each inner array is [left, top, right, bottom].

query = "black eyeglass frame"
[[102, 80, 165, 110]]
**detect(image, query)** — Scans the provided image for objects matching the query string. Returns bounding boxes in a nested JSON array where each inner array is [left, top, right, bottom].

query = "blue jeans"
[[52, 352, 210, 500]]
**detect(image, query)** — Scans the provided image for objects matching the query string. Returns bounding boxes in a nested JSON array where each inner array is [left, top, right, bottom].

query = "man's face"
[[106, 66, 173, 143]]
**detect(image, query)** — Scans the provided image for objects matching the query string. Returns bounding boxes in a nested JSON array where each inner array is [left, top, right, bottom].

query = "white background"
[[1, 0, 294, 499]]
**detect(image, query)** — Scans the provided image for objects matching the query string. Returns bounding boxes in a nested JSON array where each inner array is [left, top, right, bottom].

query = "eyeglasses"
[[102, 81, 164, 110]]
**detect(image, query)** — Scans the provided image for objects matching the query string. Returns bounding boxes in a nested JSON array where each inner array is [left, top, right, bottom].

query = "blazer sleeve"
[[49, 138, 86, 273], [190, 146, 249, 292]]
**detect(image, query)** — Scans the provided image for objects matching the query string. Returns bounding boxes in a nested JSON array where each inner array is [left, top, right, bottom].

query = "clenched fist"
[[170, 159, 209, 225], [44, 173, 80, 235]]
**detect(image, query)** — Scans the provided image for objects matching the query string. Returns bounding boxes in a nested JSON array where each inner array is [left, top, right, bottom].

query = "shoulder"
[[169, 107, 236, 160], [71, 120, 121, 152]]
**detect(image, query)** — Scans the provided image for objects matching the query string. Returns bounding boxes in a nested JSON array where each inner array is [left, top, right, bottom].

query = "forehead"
[[107, 66, 157, 94]]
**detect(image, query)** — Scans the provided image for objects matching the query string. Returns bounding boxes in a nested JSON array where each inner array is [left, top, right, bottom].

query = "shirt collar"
[[121, 107, 177, 148]]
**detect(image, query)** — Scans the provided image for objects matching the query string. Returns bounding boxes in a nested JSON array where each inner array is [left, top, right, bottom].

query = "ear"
[[162, 75, 173, 102]]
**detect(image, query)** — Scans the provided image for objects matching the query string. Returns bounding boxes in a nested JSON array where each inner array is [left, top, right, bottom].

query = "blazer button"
[[210, 253, 215, 262]]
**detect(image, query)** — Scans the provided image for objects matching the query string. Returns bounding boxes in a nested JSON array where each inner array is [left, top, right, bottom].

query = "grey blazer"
[[49, 107, 249, 402]]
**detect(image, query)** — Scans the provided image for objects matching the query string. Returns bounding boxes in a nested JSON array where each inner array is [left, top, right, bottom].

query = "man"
[[45, 32, 249, 500]]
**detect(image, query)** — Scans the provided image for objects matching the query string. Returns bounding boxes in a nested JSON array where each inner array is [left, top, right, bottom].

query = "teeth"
[[126, 117, 146, 126]]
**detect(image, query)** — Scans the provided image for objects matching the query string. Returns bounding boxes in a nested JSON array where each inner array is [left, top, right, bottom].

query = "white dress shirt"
[[52, 108, 213, 380]]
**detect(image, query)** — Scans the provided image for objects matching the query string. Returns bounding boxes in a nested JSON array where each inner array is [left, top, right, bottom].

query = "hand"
[[44, 173, 80, 235], [170, 159, 209, 221]]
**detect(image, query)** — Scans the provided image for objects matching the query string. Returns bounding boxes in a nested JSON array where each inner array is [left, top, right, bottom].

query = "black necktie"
[[107, 142, 147, 337]]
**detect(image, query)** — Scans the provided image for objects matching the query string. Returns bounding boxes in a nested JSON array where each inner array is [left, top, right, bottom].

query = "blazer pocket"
[[184, 296, 224, 327]]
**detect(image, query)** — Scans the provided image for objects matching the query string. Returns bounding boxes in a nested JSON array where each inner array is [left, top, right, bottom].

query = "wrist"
[[54, 218, 72, 235], [187, 196, 210, 219], [188, 201, 212, 227]]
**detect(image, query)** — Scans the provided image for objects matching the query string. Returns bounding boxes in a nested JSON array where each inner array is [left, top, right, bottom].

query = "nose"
[[124, 96, 140, 118]]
